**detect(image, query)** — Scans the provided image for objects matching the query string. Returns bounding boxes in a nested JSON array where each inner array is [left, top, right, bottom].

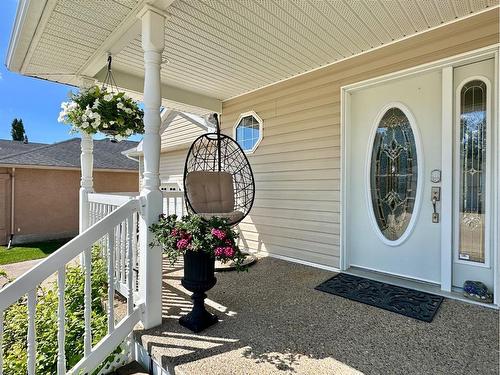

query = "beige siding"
[[161, 115, 205, 151], [158, 149, 189, 187], [221, 10, 499, 268]]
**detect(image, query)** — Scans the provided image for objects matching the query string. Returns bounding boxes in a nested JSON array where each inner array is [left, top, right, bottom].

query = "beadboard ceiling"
[[9, 0, 499, 113]]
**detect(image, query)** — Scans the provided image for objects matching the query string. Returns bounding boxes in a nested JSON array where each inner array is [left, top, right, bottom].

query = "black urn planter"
[[179, 250, 218, 332]]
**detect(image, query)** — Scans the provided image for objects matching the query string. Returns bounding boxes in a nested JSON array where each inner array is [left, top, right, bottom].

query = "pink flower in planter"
[[177, 238, 190, 250], [171, 228, 179, 237], [224, 247, 235, 257], [214, 247, 224, 256], [211, 228, 226, 240]]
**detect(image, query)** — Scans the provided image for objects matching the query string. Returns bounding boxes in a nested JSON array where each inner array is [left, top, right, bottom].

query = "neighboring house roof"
[[0, 138, 139, 171], [0, 139, 47, 158]]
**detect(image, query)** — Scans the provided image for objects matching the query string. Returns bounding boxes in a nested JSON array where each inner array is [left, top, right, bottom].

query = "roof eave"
[[6, 0, 47, 73]]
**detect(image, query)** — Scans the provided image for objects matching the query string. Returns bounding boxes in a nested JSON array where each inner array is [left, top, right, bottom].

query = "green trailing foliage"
[[1, 246, 112, 374]]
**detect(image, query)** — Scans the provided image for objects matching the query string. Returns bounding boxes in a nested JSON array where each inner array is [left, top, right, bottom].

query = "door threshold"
[[345, 266, 498, 310]]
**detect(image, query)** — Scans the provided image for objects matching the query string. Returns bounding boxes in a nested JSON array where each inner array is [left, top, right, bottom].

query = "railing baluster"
[[121, 222, 126, 285], [0, 309, 3, 375], [57, 267, 66, 374], [107, 230, 115, 333], [132, 212, 139, 293], [127, 216, 134, 314], [27, 289, 37, 375], [83, 247, 92, 357]]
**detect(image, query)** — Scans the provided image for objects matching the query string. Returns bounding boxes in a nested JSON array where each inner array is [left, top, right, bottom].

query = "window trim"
[[364, 101, 424, 247], [233, 111, 263, 154]]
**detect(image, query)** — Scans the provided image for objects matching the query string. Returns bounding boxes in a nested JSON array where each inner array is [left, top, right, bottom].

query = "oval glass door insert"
[[370, 107, 418, 242]]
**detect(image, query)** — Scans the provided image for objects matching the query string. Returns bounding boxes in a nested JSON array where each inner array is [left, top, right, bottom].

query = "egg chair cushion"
[[185, 171, 236, 214]]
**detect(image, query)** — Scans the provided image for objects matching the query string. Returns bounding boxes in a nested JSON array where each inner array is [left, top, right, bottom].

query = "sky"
[[0, 0, 141, 144]]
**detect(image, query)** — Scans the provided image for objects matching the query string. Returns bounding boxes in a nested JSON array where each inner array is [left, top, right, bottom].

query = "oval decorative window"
[[370, 107, 418, 242]]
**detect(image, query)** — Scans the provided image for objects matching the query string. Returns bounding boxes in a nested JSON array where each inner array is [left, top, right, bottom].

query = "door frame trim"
[[340, 44, 499, 300]]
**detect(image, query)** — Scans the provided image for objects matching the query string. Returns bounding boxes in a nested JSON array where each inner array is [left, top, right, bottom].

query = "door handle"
[[431, 187, 440, 223]]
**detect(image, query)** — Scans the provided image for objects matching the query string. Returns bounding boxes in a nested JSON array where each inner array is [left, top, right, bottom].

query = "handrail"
[[88, 192, 138, 206], [0, 199, 139, 311]]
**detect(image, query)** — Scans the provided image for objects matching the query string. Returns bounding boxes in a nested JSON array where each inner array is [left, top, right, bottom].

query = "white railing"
[[163, 191, 186, 217], [89, 193, 140, 301], [0, 199, 143, 375]]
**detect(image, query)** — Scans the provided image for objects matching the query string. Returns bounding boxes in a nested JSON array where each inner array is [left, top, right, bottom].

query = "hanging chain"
[[101, 55, 119, 93]]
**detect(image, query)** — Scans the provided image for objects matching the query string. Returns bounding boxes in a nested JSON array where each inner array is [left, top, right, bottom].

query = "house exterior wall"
[[10, 168, 138, 244], [161, 116, 205, 150], [220, 10, 499, 268]]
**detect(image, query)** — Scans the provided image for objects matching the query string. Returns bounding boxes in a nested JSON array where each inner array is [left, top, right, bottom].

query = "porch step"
[[115, 361, 149, 375]]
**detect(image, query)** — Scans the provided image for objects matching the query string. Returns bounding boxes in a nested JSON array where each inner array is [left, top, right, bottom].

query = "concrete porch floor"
[[134, 256, 499, 375]]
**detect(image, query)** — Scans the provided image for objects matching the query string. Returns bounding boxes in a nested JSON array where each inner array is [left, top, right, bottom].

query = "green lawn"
[[0, 238, 71, 265]]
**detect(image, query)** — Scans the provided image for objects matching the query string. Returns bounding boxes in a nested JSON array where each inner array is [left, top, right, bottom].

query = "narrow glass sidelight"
[[458, 80, 487, 263], [370, 107, 418, 242]]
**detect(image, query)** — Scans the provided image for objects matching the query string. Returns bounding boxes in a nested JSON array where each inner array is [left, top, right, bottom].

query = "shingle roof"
[[0, 139, 48, 158], [0, 138, 139, 171]]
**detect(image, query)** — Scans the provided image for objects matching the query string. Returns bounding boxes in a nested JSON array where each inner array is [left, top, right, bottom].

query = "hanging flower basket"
[[58, 85, 144, 141]]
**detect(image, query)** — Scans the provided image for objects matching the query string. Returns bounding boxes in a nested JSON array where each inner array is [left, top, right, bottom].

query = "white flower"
[[110, 121, 115, 125], [82, 121, 89, 128], [68, 102, 78, 110], [115, 135, 125, 142], [126, 129, 133, 135], [92, 99, 99, 109], [82, 114, 88, 121], [92, 122, 99, 129], [124, 107, 132, 114], [117, 102, 124, 109], [103, 123, 109, 129], [58, 112, 66, 123], [93, 113, 101, 122], [103, 93, 113, 101]]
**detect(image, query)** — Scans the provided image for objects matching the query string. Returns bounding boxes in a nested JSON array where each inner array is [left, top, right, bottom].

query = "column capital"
[[139, 5, 168, 53], [137, 4, 170, 20]]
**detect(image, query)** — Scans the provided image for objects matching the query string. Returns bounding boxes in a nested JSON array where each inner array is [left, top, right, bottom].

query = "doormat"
[[315, 273, 444, 322]]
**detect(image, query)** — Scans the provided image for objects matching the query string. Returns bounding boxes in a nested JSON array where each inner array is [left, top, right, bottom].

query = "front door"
[[346, 59, 497, 293], [347, 70, 442, 283]]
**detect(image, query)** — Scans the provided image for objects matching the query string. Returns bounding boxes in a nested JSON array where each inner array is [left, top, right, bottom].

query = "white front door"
[[346, 59, 497, 294], [347, 70, 443, 284]]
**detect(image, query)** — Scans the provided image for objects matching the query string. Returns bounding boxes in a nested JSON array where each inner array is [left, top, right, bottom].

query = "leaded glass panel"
[[370, 107, 418, 241], [458, 80, 487, 263]]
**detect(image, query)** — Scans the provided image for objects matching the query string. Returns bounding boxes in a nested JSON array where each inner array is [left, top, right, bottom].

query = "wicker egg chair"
[[183, 114, 255, 226]]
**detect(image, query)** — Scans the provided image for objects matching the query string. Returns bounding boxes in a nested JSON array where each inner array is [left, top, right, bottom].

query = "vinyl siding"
[[160, 115, 205, 151], [158, 149, 189, 187], [221, 10, 499, 268]]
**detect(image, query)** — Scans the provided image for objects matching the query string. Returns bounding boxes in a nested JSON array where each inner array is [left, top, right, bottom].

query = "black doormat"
[[315, 273, 444, 322]]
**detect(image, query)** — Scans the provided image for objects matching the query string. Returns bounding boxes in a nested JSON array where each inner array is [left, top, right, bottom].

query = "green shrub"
[[1, 247, 110, 374]]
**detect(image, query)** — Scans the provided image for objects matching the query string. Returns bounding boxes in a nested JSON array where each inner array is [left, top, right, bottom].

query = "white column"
[[79, 132, 94, 233], [138, 6, 166, 329]]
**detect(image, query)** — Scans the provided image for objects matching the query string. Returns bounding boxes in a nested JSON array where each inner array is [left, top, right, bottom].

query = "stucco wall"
[[10, 168, 138, 244]]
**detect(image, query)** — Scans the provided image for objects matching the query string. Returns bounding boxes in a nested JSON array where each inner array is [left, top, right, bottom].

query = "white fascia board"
[[5, 0, 47, 72], [94, 68, 222, 113]]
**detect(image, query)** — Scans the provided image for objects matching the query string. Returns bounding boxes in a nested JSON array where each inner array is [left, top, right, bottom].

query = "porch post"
[[138, 5, 166, 329], [79, 132, 94, 233]]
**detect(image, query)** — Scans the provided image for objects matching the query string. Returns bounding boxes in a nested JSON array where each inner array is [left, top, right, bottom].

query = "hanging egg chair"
[[183, 114, 255, 226]]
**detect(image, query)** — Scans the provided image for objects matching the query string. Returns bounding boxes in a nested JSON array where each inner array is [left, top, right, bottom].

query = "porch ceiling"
[[7, 0, 499, 114]]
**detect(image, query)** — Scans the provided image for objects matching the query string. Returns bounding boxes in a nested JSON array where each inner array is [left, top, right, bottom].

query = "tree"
[[11, 118, 26, 141]]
